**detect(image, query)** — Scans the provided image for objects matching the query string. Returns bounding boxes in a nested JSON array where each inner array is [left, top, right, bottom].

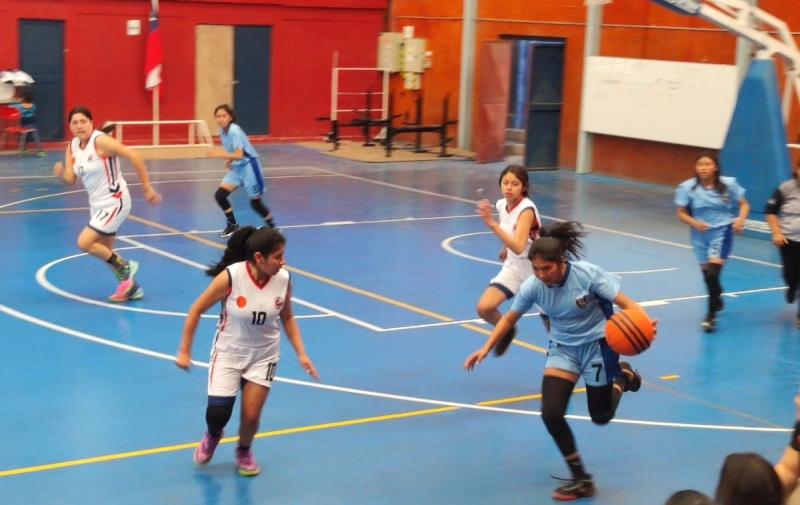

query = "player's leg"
[[216, 175, 241, 238], [234, 358, 276, 476], [541, 343, 595, 501], [582, 340, 641, 426], [702, 226, 732, 331], [480, 267, 523, 356], [195, 351, 240, 465], [243, 157, 275, 229]]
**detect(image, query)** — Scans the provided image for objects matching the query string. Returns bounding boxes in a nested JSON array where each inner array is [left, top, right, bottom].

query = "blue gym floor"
[[1, 145, 798, 504]]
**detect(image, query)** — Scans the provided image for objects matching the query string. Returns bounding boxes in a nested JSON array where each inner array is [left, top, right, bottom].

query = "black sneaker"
[[701, 314, 717, 332], [220, 223, 239, 238], [552, 475, 596, 501], [618, 361, 642, 392], [493, 325, 518, 357]]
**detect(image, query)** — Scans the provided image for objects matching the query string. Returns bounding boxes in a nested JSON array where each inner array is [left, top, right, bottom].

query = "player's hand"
[[651, 319, 659, 340], [476, 199, 494, 227], [175, 350, 192, 371], [499, 247, 508, 261], [144, 186, 163, 206], [53, 162, 64, 178], [694, 220, 709, 233], [794, 393, 800, 421], [733, 218, 745, 234], [225, 159, 232, 169], [773, 232, 789, 247], [299, 355, 319, 380], [464, 348, 489, 371]]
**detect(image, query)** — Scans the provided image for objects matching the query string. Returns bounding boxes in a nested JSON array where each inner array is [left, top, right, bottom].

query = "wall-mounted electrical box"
[[377, 32, 403, 73], [403, 38, 426, 73]]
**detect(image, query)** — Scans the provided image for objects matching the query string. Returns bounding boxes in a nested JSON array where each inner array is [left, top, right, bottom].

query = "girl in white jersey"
[[53, 106, 162, 302], [475, 165, 540, 357], [176, 227, 319, 477], [465, 222, 657, 501]]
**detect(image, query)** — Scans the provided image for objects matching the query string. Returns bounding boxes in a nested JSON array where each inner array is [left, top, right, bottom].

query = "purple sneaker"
[[194, 430, 224, 465], [235, 448, 260, 476]]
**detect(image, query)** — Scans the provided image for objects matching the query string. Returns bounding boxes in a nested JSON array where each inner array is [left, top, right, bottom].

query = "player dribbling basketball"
[[464, 221, 657, 501]]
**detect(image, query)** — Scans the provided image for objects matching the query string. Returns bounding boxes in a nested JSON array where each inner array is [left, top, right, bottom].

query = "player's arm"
[[53, 143, 77, 186], [733, 196, 750, 233], [775, 395, 800, 495], [676, 206, 706, 231], [766, 188, 788, 246], [464, 309, 524, 371], [95, 134, 162, 205], [176, 273, 231, 370], [614, 292, 658, 336], [209, 147, 244, 161], [279, 282, 319, 380]]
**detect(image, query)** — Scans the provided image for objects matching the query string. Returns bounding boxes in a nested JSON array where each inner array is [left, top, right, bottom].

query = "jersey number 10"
[[251, 311, 268, 325]]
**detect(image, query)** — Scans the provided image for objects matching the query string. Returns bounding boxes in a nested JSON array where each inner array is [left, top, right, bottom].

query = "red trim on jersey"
[[103, 205, 120, 225], [208, 349, 219, 385], [245, 262, 271, 289], [218, 296, 229, 332], [506, 197, 525, 213]]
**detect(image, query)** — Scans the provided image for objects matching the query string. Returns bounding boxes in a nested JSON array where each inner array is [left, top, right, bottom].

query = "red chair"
[[0, 105, 37, 153]]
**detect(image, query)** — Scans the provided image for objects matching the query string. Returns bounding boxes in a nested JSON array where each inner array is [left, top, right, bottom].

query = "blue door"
[[234, 26, 272, 135], [19, 20, 65, 141], [524, 41, 565, 170]]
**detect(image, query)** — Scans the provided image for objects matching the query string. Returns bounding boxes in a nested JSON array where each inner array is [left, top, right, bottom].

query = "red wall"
[[0, 0, 387, 141]]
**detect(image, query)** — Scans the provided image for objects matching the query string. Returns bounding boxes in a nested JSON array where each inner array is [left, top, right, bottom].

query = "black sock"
[[567, 456, 588, 479], [225, 211, 237, 226], [106, 253, 125, 270], [264, 217, 275, 228], [237, 445, 250, 452]]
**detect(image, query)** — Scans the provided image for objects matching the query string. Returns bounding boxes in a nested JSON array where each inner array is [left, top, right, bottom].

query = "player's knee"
[[589, 410, 614, 426], [206, 399, 235, 433], [76, 234, 92, 252], [214, 187, 232, 210], [541, 405, 567, 434]]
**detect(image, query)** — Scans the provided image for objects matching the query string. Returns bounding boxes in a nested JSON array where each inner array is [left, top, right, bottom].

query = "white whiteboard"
[[580, 57, 740, 149]]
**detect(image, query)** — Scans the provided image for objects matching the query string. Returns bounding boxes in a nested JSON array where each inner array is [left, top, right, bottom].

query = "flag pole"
[[152, 0, 159, 146]]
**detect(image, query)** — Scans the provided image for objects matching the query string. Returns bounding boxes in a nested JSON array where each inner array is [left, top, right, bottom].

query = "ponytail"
[[206, 226, 258, 277], [528, 221, 587, 262], [206, 226, 287, 277]]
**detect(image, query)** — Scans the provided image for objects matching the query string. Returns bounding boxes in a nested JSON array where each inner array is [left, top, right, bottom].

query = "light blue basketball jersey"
[[510, 261, 620, 346], [219, 123, 259, 170], [674, 176, 745, 229]]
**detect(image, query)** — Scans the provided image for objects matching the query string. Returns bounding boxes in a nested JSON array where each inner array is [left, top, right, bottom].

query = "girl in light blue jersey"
[[209, 104, 276, 238], [675, 153, 749, 332], [464, 221, 657, 502]]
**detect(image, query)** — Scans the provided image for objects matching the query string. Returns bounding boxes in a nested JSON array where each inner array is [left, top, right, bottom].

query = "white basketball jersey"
[[213, 261, 290, 360], [71, 130, 128, 207], [495, 197, 540, 262]]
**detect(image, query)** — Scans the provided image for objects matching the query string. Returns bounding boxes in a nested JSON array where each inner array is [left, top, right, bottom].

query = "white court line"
[[0, 302, 788, 433], [116, 237, 382, 332], [441, 232, 679, 274], [379, 286, 787, 331], [380, 312, 542, 332], [34, 248, 330, 321], [311, 166, 781, 269], [0, 174, 341, 210], [117, 214, 483, 238], [0, 165, 330, 180]]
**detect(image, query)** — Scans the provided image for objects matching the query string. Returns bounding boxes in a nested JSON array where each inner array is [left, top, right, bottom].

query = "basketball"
[[605, 309, 655, 356]]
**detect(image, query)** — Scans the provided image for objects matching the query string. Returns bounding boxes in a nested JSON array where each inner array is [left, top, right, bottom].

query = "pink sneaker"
[[235, 448, 260, 476], [194, 430, 224, 465], [108, 278, 135, 302]]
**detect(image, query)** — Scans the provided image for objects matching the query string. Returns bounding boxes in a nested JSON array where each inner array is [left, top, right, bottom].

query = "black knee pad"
[[250, 198, 270, 218], [206, 397, 235, 435], [589, 412, 614, 425], [215, 187, 232, 211]]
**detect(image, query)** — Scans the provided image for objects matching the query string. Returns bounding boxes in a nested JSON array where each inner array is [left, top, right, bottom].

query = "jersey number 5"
[[251, 311, 267, 325]]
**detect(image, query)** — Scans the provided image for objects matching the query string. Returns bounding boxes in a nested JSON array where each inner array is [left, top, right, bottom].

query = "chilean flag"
[[144, 4, 163, 95]]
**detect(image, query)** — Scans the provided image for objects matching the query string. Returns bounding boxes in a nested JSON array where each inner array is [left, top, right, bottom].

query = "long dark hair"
[[214, 104, 237, 124], [714, 452, 783, 505], [527, 221, 587, 262], [499, 164, 529, 197], [206, 226, 286, 277], [665, 490, 713, 505], [68, 106, 93, 122], [692, 152, 727, 194]]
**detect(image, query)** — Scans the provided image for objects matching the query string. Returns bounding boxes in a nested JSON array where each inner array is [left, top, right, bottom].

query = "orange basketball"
[[605, 309, 654, 356]]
